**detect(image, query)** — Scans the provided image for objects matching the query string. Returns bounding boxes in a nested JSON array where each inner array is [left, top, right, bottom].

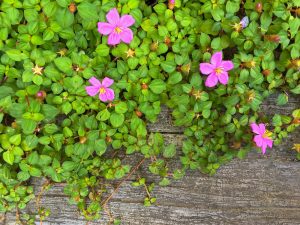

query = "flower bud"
[[141, 83, 148, 90], [164, 37, 171, 47], [135, 110, 142, 117], [36, 91, 47, 101], [264, 34, 280, 43], [69, 2, 77, 13], [106, 136, 112, 143], [256, 2, 263, 13], [262, 69, 271, 76]]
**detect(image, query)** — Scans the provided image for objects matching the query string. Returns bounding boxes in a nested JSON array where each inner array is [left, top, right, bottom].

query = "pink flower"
[[98, 8, 135, 45], [199, 51, 234, 87], [85, 77, 115, 102], [250, 123, 273, 154]]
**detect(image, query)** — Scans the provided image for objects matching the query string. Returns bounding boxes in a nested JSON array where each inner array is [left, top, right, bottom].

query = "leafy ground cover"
[[0, 0, 299, 223]]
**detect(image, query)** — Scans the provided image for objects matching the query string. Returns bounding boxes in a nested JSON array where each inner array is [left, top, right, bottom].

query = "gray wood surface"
[[3, 95, 300, 225]]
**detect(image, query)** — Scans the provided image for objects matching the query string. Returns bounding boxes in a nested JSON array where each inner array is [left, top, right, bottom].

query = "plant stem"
[[101, 158, 145, 206]]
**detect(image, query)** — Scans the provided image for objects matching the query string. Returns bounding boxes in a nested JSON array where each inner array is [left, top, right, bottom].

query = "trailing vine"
[[0, 0, 299, 223]]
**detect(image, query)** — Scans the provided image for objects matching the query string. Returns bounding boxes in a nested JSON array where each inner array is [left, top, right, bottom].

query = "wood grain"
[[3, 95, 300, 225]]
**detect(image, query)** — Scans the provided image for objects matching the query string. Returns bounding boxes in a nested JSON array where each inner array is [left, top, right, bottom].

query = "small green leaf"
[[110, 113, 125, 128], [95, 139, 107, 156], [149, 79, 166, 94], [163, 144, 176, 158], [115, 102, 128, 114], [3, 151, 14, 165]]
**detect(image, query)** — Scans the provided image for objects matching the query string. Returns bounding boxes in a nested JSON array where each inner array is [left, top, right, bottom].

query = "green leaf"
[[211, 7, 224, 21], [32, 75, 43, 85], [62, 161, 77, 172], [95, 139, 107, 156], [167, 72, 182, 85], [56, 8, 74, 28], [0, 86, 14, 99], [6, 49, 27, 61], [77, 2, 98, 21], [115, 102, 128, 114], [21, 119, 37, 134], [17, 171, 30, 181], [54, 57, 72, 73], [97, 109, 110, 121], [163, 144, 176, 158], [290, 85, 300, 94], [149, 79, 166, 94], [9, 134, 21, 146], [161, 61, 176, 73], [276, 93, 288, 106], [110, 113, 125, 128], [96, 44, 110, 56], [3, 151, 14, 165]]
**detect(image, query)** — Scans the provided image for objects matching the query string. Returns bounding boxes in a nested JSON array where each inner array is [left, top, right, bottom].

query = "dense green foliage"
[[0, 0, 299, 223]]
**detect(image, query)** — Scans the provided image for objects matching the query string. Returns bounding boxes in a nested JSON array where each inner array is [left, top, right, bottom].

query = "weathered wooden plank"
[[148, 94, 299, 133], [4, 137, 300, 225], [3, 95, 300, 225]]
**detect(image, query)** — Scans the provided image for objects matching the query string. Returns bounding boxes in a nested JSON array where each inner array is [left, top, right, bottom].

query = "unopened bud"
[[135, 110, 142, 117], [164, 37, 171, 46], [68, 2, 77, 13], [141, 83, 148, 90], [262, 69, 271, 76], [256, 2, 263, 13], [264, 34, 280, 43], [36, 91, 47, 101]]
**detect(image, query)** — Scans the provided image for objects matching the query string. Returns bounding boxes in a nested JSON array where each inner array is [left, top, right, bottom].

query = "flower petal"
[[265, 138, 273, 148], [119, 28, 133, 44], [205, 73, 218, 87], [86, 86, 99, 96], [221, 60, 234, 71], [261, 142, 267, 154], [99, 92, 108, 102], [99, 88, 115, 102], [89, 77, 101, 87], [218, 72, 229, 85], [105, 88, 115, 101], [258, 123, 266, 134], [199, 63, 214, 75], [120, 15, 135, 27], [254, 135, 263, 147], [211, 51, 223, 66], [98, 22, 114, 35], [106, 8, 120, 25], [251, 123, 260, 134], [108, 32, 121, 45], [102, 77, 114, 88]]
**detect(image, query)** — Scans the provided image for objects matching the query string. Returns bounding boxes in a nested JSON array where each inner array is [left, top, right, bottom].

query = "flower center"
[[114, 27, 122, 34], [262, 130, 272, 139], [99, 87, 106, 94], [215, 67, 223, 75]]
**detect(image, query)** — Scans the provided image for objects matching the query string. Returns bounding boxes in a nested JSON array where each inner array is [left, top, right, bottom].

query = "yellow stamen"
[[99, 87, 106, 94], [215, 67, 223, 75], [262, 130, 272, 139], [233, 23, 242, 32], [114, 27, 122, 34]]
